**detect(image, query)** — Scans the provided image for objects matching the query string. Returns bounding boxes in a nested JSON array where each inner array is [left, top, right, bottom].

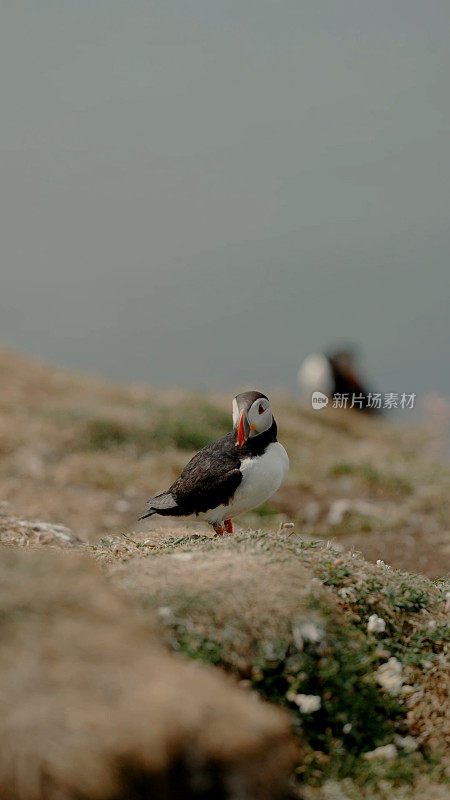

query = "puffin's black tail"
[[140, 492, 178, 521]]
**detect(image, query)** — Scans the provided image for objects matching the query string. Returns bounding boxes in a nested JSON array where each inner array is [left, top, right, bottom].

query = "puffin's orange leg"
[[224, 519, 233, 534], [212, 523, 224, 536]]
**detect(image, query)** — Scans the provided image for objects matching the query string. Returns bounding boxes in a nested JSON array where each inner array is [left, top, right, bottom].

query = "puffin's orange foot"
[[212, 523, 224, 536], [224, 519, 233, 534]]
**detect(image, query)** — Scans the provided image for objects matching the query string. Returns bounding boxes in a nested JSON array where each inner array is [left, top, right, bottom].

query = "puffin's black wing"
[[143, 433, 242, 518]]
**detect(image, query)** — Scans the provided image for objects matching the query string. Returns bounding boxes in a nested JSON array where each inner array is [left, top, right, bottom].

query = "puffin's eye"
[[258, 404, 265, 414]]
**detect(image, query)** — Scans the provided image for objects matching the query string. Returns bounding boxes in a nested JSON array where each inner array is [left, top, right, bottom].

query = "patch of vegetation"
[[253, 501, 279, 518], [318, 560, 431, 614], [321, 563, 354, 587], [83, 418, 138, 451], [172, 627, 224, 666], [386, 622, 450, 668], [77, 402, 231, 454], [153, 403, 230, 451], [158, 584, 406, 785], [330, 462, 413, 497], [347, 749, 447, 791], [317, 558, 449, 669], [250, 597, 404, 783], [386, 583, 430, 613], [101, 532, 450, 794], [326, 514, 376, 536]]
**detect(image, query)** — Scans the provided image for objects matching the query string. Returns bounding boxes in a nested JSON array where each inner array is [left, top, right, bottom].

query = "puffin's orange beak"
[[238, 410, 250, 447]]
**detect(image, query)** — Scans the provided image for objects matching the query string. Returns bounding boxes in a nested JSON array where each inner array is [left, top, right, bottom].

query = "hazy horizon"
[[1, 2, 449, 397]]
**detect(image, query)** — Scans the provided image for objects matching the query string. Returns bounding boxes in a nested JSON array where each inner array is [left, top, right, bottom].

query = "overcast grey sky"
[[1, 1, 449, 396]]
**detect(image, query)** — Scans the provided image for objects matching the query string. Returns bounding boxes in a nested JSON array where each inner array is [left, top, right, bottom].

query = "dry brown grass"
[[114, 546, 312, 670], [0, 546, 293, 800]]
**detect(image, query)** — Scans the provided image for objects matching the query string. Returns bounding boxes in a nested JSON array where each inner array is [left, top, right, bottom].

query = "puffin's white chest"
[[201, 442, 289, 524]]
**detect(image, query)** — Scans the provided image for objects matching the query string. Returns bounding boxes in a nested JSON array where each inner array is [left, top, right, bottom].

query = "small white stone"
[[445, 591, 450, 613], [338, 587, 357, 601], [375, 657, 404, 695], [376, 559, 392, 569], [157, 606, 174, 622], [320, 780, 351, 800], [367, 614, 386, 634], [293, 619, 324, 650], [343, 723, 352, 734], [293, 694, 321, 713], [302, 621, 324, 642], [364, 744, 398, 761], [394, 735, 418, 753], [173, 552, 193, 561]]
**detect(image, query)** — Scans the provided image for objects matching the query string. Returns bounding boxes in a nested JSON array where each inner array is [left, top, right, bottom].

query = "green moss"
[[330, 462, 412, 497]]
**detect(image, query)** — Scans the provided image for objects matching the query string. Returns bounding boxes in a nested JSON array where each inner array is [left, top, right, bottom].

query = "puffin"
[[298, 347, 380, 414], [140, 390, 289, 535]]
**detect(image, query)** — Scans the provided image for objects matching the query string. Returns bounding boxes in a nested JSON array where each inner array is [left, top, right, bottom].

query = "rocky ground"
[[0, 349, 449, 799]]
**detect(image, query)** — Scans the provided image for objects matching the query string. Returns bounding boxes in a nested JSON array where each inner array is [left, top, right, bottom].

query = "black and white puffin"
[[298, 347, 380, 414], [141, 391, 289, 535]]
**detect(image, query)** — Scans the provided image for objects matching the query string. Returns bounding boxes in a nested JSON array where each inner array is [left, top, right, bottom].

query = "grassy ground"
[[95, 526, 449, 798], [0, 348, 448, 575], [0, 348, 449, 798]]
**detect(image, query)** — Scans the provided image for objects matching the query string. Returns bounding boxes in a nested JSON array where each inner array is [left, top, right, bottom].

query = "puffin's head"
[[232, 390, 274, 447]]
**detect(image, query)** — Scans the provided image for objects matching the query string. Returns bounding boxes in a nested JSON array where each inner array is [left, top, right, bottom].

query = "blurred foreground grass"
[[96, 527, 450, 797]]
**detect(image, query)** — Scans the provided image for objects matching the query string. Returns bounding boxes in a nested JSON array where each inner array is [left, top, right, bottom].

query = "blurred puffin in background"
[[298, 346, 380, 414], [141, 390, 289, 535]]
